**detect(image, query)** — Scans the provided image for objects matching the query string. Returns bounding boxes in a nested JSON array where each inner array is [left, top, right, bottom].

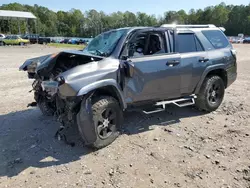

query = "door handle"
[[199, 57, 209, 63], [166, 60, 180, 66]]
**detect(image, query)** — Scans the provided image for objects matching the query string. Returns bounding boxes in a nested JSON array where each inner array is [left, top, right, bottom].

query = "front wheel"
[[195, 75, 225, 112], [88, 96, 123, 149], [36, 95, 56, 116]]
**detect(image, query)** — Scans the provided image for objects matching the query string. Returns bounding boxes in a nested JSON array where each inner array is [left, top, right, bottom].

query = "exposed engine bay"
[[48, 53, 96, 79]]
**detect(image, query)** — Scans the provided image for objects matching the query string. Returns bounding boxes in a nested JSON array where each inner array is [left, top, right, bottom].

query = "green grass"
[[48, 43, 85, 49]]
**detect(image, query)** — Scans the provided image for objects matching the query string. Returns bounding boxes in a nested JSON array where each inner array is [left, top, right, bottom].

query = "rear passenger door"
[[176, 31, 209, 95]]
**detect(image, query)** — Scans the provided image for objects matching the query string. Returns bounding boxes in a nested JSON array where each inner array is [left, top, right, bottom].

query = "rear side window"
[[195, 36, 204, 51], [202, 30, 229, 49], [177, 33, 197, 53]]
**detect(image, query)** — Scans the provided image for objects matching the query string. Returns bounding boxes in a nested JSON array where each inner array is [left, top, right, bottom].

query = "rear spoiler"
[[219, 27, 226, 32]]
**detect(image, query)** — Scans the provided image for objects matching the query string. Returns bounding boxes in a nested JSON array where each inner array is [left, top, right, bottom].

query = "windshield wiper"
[[95, 50, 108, 57]]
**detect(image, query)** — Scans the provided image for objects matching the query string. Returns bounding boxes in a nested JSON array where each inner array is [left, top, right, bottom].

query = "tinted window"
[[202, 30, 229, 49], [177, 33, 196, 53], [195, 36, 204, 51]]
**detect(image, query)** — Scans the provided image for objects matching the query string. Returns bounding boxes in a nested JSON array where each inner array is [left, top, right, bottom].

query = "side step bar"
[[142, 95, 197, 115]]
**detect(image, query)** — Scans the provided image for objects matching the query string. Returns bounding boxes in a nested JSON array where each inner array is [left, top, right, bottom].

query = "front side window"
[[127, 31, 166, 58], [202, 30, 230, 49], [83, 28, 128, 57]]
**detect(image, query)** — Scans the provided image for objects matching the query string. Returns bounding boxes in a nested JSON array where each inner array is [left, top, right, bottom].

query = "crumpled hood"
[[19, 50, 104, 77], [19, 54, 51, 71]]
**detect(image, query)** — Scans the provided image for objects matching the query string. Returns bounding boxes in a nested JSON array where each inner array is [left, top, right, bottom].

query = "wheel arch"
[[77, 79, 127, 110], [194, 65, 228, 94]]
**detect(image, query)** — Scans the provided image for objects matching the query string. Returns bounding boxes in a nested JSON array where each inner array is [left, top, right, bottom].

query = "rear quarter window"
[[202, 30, 229, 49]]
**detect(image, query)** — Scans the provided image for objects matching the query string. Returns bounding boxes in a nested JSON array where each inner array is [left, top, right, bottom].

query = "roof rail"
[[161, 24, 216, 28]]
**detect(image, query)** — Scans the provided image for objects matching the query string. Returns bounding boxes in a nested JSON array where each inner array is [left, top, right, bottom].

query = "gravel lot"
[[0, 44, 249, 188]]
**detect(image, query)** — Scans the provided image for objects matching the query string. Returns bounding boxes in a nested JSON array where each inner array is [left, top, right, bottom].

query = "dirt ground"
[[0, 44, 249, 188]]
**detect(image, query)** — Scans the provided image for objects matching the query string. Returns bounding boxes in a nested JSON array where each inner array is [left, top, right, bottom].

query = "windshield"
[[83, 28, 128, 57]]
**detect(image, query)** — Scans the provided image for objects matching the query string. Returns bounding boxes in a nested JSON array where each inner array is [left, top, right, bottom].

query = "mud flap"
[[76, 94, 97, 145]]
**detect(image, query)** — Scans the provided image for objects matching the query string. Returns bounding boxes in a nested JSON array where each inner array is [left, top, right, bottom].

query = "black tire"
[[37, 99, 56, 116], [195, 75, 225, 112], [89, 96, 123, 149]]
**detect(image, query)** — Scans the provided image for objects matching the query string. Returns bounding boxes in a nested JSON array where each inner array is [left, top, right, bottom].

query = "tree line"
[[0, 2, 250, 37]]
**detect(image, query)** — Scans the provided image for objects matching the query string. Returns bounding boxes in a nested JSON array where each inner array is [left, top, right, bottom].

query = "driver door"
[[122, 29, 181, 104]]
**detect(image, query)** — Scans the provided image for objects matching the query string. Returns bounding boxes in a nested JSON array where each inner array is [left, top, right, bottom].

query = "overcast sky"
[[1, 0, 249, 15]]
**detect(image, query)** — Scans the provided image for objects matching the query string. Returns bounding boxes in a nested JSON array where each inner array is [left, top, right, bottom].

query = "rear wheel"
[[88, 96, 123, 149], [195, 75, 225, 112]]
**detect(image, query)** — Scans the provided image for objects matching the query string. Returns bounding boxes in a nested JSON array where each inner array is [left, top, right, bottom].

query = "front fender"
[[77, 79, 127, 109], [76, 93, 97, 145], [194, 64, 226, 94]]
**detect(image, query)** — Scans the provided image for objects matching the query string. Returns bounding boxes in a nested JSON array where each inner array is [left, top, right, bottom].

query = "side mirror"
[[123, 60, 134, 78], [121, 55, 128, 60]]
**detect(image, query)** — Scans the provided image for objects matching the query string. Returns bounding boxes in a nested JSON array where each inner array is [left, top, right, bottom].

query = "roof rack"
[[161, 24, 216, 28]]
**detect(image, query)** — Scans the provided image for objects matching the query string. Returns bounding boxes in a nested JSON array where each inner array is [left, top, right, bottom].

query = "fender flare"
[[77, 79, 127, 109], [194, 64, 226, 94], [76, 92, 97, 145]]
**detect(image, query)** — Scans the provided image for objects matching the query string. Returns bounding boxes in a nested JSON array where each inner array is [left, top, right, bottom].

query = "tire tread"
[[195, 75, 225, 112], [89, 96, 122, 149]]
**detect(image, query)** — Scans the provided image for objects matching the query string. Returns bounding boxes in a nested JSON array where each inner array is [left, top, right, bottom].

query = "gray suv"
[[20, 24, 237, 149]]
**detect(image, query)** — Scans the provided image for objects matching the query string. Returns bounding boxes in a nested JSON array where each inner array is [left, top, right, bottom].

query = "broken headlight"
[[56, 76, 65, 85], [27, 60, 41, 73], [41, 81, 59, 96]]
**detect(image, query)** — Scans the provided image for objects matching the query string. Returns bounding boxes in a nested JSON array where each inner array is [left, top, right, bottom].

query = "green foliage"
[[48, 43, 85, 49], [0, 2, 250, 36]]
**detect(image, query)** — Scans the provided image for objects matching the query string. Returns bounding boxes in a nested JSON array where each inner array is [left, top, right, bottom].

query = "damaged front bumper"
[[41, 80, 97, 145]]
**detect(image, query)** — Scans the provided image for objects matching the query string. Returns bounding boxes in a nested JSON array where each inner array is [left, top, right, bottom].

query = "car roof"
[[125, 26, 224, 33]]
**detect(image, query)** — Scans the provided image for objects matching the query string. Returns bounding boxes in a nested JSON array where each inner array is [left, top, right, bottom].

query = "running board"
[[142, 95, 197, 115]]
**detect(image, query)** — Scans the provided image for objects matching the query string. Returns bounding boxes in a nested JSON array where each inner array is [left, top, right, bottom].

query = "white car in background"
[[0, 34, 6, 45], [0, 34, 5, 39]]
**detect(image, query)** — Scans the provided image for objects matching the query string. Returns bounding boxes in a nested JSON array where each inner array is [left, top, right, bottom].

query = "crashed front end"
[[19, 50, 119, 145]]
